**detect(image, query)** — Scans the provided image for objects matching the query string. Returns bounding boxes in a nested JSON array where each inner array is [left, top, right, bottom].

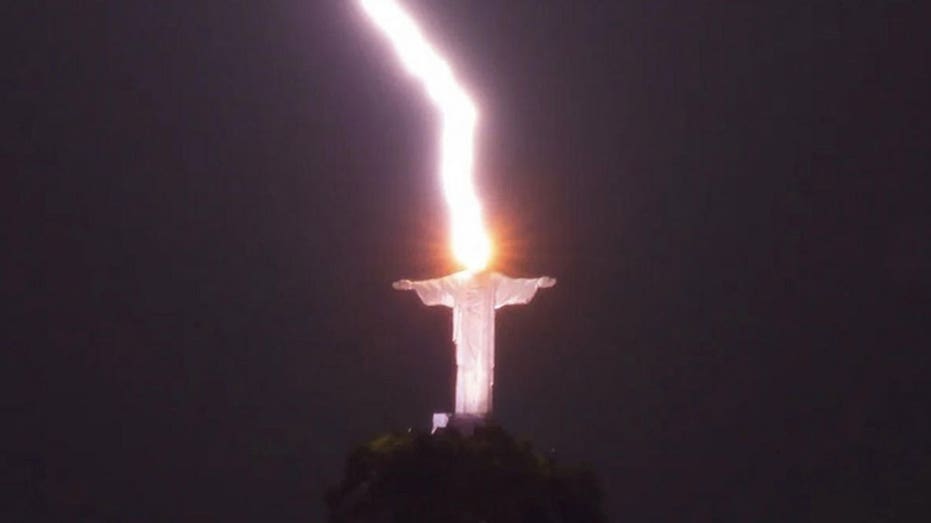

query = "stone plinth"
[[432, 412, 488, 435]]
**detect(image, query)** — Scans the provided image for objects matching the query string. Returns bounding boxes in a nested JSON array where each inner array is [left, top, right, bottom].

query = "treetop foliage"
[[326, 424, 606, 523]]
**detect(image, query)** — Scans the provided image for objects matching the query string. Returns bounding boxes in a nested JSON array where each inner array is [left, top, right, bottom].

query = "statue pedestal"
[[432, 412, 488, 435]]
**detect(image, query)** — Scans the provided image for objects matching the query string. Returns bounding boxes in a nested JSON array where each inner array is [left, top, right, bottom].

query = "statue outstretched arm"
[[392, 279, 414, 290], [392, 276, 455, 307], [495, 275, 556, 308]]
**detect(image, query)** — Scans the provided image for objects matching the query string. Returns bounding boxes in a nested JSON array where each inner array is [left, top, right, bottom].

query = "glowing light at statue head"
[[360, 0, 492, 271]]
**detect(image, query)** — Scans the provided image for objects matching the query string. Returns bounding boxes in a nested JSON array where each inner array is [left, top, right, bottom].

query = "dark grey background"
[[4, 1, 929, 520]]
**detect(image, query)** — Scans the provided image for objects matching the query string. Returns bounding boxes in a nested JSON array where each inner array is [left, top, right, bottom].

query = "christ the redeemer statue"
[[393, 271, 556, 419]]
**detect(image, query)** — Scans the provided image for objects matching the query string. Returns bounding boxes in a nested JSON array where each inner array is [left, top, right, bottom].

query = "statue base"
[[432, 412, 488, 435]]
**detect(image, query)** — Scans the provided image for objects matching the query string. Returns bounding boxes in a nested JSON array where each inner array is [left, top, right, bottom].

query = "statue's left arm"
[[494, 275, 556, 308]]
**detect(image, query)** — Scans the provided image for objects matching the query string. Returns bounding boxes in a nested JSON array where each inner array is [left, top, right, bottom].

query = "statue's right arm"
[[392, 279, 413, 291], [392, 276, 454, 307]]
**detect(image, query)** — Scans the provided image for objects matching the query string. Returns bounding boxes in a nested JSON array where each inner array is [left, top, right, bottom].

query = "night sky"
[[5, 1, 930, 520]]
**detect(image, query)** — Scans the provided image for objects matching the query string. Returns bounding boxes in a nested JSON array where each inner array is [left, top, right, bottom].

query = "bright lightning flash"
[[359, 0, 492, 271]]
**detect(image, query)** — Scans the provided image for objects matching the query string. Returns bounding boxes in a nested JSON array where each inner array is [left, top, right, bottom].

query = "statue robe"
[[408, 271, 547, 416]]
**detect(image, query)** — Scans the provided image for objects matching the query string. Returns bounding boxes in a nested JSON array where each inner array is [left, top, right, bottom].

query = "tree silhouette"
[[326, 425, 606, 522]]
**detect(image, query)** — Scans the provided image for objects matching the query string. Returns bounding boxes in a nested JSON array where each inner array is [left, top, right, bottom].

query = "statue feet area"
[[432, 412, 488, 435]]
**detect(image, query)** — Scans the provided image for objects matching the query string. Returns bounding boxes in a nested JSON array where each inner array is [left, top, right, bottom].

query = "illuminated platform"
[[432, 412, 488, 435]]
